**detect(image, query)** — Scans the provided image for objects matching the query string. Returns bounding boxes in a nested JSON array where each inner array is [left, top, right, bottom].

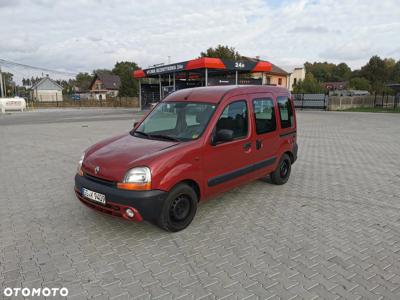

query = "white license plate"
[[82, 187, 106, 205]]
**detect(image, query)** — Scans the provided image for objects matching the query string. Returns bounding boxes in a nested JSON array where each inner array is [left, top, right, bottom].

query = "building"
[[133, 57, 274, 108], [30, 76, 63, 102], [288, 67, 306, 91], [89, 73, 121, 100], [241, 57, 289, 88], [260, 64, 289, 88]]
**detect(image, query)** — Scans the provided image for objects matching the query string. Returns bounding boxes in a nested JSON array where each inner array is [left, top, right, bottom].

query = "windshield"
[[134, 102, 216, 141]]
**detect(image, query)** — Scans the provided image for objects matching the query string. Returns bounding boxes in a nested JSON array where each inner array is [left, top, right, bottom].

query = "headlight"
[[77, 153, 85, 176], [117, 167, 151, 190]]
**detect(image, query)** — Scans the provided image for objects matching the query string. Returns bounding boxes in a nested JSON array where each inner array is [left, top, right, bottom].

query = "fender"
[[158, 162, 203, 197], [277, 137, 296, 165]]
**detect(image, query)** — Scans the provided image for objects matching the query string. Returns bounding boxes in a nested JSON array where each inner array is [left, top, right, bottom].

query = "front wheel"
[[270, 154, 291, 185], [157, 183, 198, 232]]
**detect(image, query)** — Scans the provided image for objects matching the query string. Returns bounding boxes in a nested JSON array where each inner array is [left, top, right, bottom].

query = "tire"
[[270, 154, 291, 185], [157, 183, 198, 232]]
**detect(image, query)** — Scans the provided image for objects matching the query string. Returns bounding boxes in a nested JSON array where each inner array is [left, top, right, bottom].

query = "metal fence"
[[28, 97, 139, 109], [293, 94, 327, 110], [374, 93, 399, 109]]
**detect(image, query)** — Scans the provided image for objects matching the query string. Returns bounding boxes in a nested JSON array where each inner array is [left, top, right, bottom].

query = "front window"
[[134, 102, 216, 141], [216, 100, 248, 140]]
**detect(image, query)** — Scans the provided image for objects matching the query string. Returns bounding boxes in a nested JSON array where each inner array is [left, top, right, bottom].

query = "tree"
[[348, 77, 370, 91], [112, 61, 140, 97], [93, 69, 112, 75], [304, 61, 351, 82], [292, 73, 325, 94], [74, 72, 93, 92], [392, 61, 400, 83], [360, 55, 388, 93], [200, 45, 242, 60], [332, 63, 352, 81], [1, 72, 14, 96]]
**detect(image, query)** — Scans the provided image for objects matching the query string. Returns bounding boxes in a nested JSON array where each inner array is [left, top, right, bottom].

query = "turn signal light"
[[117, 182, 151, 191]]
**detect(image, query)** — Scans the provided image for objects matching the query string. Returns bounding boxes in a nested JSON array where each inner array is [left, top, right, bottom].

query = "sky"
[[0, 0, 399, 82]]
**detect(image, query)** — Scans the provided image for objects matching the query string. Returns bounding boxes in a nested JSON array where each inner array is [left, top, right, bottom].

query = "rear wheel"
[[157, 183, 197, 232], [270, 154, 291, 185]]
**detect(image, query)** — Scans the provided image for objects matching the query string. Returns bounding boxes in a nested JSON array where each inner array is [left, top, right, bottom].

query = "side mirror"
[[212, 129, 234, 145], [133, 121, 139, 128]]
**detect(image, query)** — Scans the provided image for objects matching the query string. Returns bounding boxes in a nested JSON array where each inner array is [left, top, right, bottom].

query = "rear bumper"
[[74, 174, 168, 222]]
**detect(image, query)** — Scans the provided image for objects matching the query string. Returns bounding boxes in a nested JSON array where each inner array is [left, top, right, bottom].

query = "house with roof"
[[243, 57, 290, 89], [30, 76, 63, 102], [263, 64, 290, 88], [89, 73, 121, 100]]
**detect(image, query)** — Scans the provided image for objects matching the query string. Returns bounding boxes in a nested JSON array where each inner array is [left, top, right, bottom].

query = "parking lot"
[[1, 108, 400, 300]]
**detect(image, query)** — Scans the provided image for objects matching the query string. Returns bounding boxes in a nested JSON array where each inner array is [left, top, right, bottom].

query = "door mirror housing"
[[133, 121, 139, 128], [212, 129, 234, 145]]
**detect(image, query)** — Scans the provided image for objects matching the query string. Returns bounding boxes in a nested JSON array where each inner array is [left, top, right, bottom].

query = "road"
[[1, 109, 400, 299]]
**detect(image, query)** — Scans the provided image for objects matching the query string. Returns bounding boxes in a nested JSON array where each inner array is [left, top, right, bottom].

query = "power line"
[[0, 58, 78, 76]]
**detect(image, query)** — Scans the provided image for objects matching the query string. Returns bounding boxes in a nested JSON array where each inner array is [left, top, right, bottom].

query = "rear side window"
[[252, 98, 276, 134], [277, 96, 294, 128], [216, 100, 248, 139]]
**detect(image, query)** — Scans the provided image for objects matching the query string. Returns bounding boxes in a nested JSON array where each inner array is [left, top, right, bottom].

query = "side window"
[[216, 100, 248, 140], [277, 96, 294, 128], [252, 98, 276, 134]]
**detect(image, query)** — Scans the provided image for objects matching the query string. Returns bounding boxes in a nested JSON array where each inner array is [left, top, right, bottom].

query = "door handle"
[[243, 142, 251, 150], [256, 140, 262, 150]]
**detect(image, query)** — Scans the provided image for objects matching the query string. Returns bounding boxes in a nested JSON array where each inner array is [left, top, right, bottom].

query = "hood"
[[82, 133, 179, 182]]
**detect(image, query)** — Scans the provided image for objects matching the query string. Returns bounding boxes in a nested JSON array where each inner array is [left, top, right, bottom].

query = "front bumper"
[[74, 174, 168, 222]]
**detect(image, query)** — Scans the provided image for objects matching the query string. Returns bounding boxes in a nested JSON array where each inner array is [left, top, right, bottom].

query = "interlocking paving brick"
[[1, 109, 400, 299]]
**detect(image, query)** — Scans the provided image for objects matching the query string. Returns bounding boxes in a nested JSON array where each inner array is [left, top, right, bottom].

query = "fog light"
[[125, 208, 135, 218]]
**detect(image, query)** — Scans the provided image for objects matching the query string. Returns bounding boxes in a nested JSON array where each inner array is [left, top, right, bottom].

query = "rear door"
[[250, 93, 281, 175], [203, 95, 258, 198], [277, 95, 296, 137]]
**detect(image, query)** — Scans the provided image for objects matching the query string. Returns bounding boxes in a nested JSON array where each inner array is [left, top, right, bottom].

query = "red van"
[[75, 86, 297, 231]]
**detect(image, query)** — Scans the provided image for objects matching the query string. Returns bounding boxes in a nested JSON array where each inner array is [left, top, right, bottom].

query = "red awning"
[[133, 69, 145, 79], [185, 57, 226, 70], [252, 61, 272, 72]]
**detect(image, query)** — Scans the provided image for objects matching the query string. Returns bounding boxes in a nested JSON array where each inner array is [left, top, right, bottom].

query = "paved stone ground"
[[1, 109, 400, 300]]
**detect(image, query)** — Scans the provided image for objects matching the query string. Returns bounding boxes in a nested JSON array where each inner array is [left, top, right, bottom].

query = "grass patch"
[[341, 107, 400, 113]]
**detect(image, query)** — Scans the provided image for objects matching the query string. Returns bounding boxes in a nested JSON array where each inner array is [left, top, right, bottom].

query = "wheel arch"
[[176, 179, 201, 202], [284, 151, 295, 164]]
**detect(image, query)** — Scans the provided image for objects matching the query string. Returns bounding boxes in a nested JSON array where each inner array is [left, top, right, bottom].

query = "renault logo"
[[94, 166, 100, 175]]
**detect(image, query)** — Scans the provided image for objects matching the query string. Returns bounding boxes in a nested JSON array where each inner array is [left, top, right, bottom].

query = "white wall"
[[34, 90, 63, 102], [288, 68, 306, 91]]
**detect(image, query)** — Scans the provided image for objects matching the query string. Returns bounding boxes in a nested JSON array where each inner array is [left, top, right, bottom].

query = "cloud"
[[0, 0, 19, 7], [289, 25, 330, 34], [0, 0, 399, 83]]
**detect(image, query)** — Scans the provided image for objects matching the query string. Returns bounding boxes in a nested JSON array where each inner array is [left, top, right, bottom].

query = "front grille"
[[76, 191, 123, 218], [84, 173, 116, 187]]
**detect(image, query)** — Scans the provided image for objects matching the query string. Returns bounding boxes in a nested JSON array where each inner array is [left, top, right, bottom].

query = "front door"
[[203, 96, 257, 198], [250, 93, 281, 176]]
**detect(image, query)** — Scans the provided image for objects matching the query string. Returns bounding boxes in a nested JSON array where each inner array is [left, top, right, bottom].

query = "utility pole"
[[0, 67, 4, 97]]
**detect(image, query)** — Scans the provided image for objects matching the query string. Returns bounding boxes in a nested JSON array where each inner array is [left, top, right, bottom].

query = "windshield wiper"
[[132, 130, 150, 138], [148, 134, 180, 142]]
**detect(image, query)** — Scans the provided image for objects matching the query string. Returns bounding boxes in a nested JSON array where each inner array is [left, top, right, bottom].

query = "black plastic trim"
[[208, 156, 276, 187], [280, 130, 297, 138], [292, 143, 298, 163]]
